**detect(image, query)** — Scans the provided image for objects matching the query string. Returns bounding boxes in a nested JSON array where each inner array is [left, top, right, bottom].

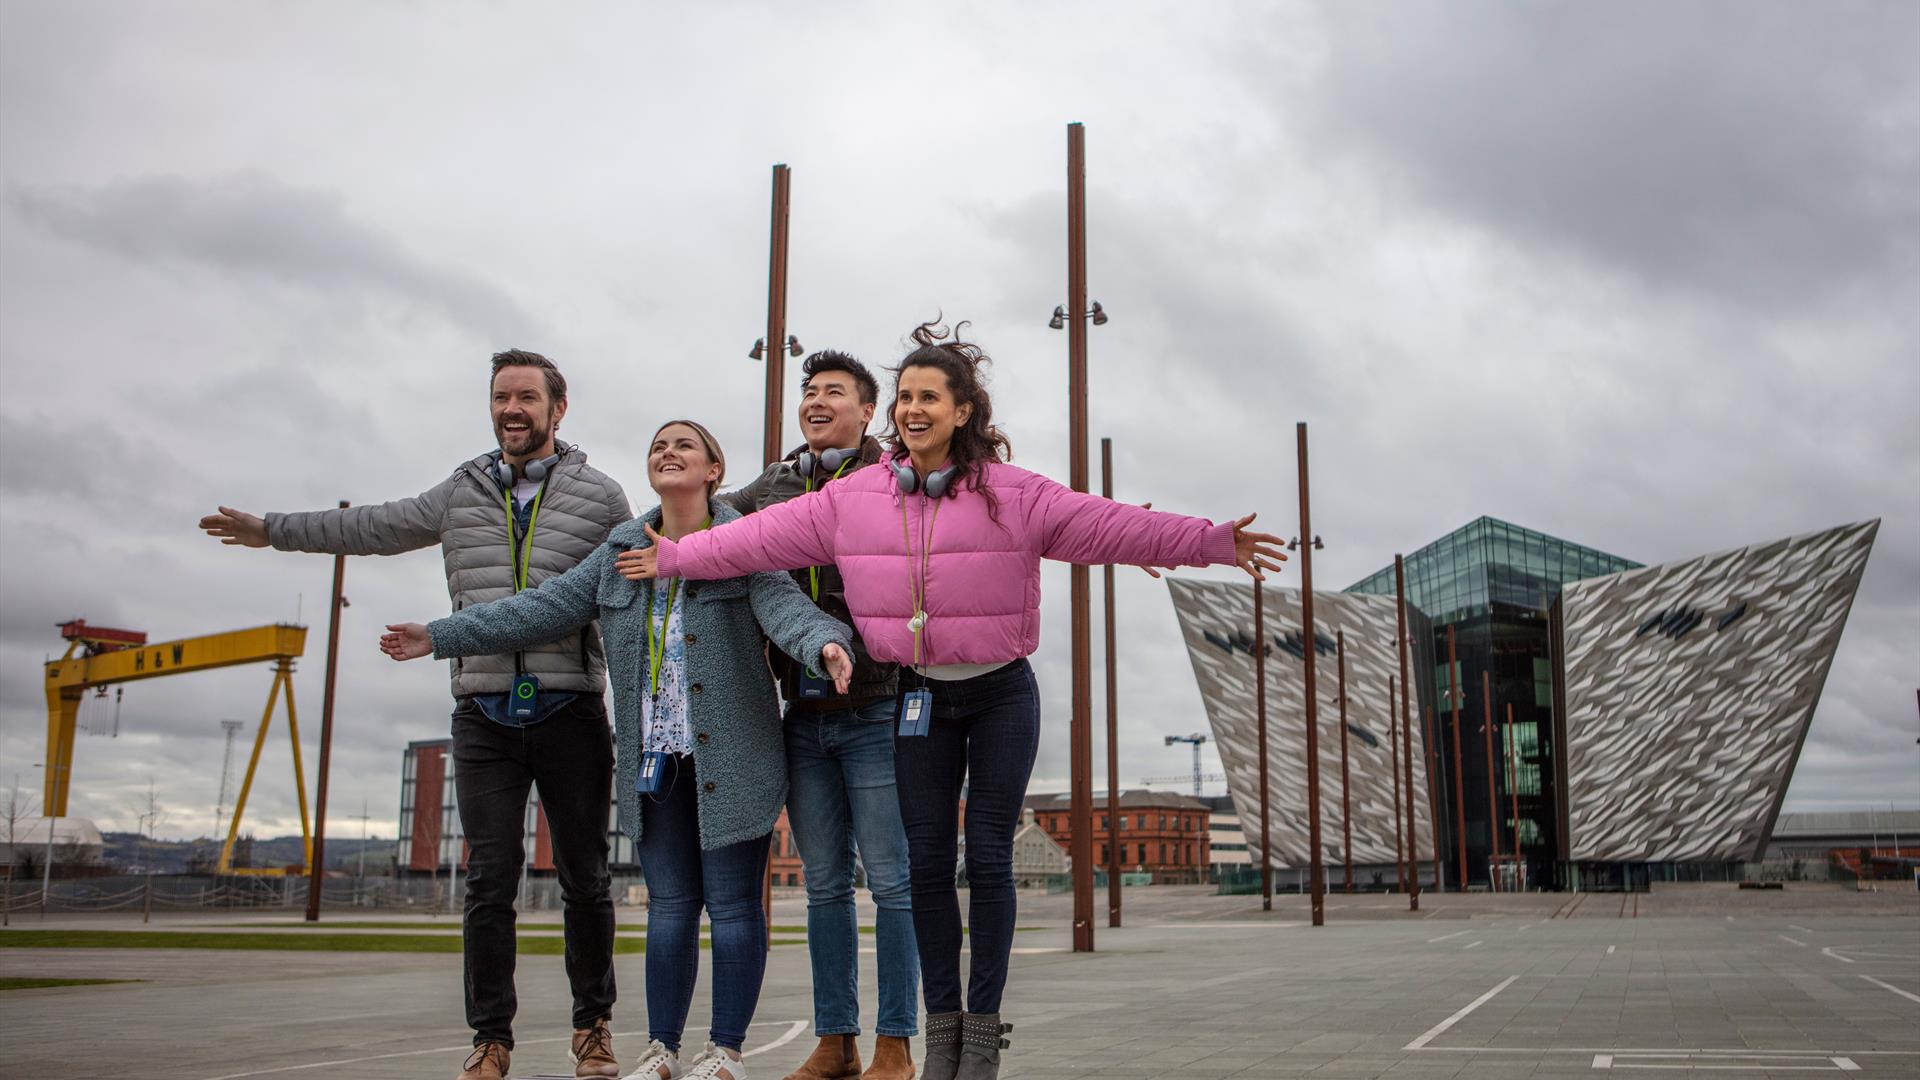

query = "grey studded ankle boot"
[[922, 1011, 962, 1080], [956, 1013, 1011, 1080]]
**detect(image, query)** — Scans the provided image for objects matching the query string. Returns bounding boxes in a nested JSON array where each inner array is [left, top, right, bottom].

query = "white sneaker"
[[622, 1039, 685, 1080], [682, 1042, 746, 1080]]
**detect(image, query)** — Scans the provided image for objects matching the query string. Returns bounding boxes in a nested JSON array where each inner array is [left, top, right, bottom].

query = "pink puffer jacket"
[[654, 459, 1239, 666]]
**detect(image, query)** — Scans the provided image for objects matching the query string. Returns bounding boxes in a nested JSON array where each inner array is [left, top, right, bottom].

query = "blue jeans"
[[891, 659, 1040, 1015], [638, 755, 772, 1053], [786, 697, 920, 1037]]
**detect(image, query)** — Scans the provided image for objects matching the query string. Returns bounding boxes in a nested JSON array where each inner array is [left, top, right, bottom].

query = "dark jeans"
[[452, 695, 616, 1048], [640, 754, 773, 1053], [891, 659, 1040, 1015]]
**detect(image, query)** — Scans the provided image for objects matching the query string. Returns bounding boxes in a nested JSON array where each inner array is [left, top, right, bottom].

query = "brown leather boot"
[[784, 1034, 863, 1079], [458, 1042, 510, 1080], [863, 1034, 916, 1079], [571, 1017, 620, 1077]]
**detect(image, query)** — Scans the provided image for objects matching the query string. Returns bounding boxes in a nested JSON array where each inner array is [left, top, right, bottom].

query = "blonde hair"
[[651, 419, 727, 497]]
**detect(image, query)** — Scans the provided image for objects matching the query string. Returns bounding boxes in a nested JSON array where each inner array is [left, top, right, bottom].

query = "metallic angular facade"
[[1166, 578, 1433, 869], [1558, 520, 1879, 863]]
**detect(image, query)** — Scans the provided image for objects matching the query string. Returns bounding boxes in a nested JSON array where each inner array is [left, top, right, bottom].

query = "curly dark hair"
[[882, 318, 1013, 520], [799, 349, 879, 406]]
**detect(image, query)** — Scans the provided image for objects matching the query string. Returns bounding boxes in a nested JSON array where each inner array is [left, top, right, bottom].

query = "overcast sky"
[[1, 1, 1914, 843]]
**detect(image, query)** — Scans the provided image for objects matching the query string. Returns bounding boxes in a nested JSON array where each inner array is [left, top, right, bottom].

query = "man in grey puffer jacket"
[[199, 350, 632, 1080]]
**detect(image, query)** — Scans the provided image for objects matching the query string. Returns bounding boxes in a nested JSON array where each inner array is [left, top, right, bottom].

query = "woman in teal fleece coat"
[[383, 419, 854, 1080]]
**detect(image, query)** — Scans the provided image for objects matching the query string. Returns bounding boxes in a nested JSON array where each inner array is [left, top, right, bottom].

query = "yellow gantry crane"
[[44, 619, 313, 875]]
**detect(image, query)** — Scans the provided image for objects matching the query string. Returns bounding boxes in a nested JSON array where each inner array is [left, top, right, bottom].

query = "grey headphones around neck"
[[493, 451, 559, 490], [890, 454, 959, 499], [795, 445, 859, 479]]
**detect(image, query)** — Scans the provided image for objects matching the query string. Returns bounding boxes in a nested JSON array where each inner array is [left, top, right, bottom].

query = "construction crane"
[[44, 619, 311, 875], [1141, 772, 1227, 793], [1162, 733, 1212, 797]]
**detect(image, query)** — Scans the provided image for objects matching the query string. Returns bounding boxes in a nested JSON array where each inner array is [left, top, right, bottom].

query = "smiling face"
[[798, 370, 875, 453], [648, 422, 723, 497], [893, 364, 972, 462], [491, 366, 565, 462]]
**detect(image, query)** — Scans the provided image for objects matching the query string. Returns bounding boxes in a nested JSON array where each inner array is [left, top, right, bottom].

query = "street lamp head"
[[748, 338, 767, 360], [786, 335, 804, 357], [1287, 537, 1299, 551], [1090, 301, 1108, 326], [1049, 305, 1066, 330], [1311, 535, 1324, 551]]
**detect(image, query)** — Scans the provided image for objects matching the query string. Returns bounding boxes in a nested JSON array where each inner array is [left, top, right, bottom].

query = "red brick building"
[[1024, 790, 1212, 884]]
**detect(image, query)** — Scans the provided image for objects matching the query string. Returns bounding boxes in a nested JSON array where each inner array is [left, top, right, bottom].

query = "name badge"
[[897, 688, 932, 737], [796, 665, 834, 700], [635, 750, 670, 795], [507, 674, 541, 722]]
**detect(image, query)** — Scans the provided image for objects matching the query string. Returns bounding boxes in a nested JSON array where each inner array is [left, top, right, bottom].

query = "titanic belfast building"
[[1167, 516, 1879, 891]]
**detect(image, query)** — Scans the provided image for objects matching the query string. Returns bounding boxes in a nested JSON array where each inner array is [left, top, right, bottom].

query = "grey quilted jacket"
[[426, 500, 853, 850], [265, 441, 631, 697]]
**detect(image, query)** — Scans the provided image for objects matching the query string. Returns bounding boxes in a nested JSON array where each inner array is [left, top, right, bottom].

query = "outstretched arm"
[[381, 545, 609, 661], [221, 474, 458, 557], [616, 488, 840, 581], [1031, 476, 1287, 579]]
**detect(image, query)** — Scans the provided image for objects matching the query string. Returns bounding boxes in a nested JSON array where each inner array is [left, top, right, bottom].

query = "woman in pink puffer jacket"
[[621, 320, 1285, 1080]]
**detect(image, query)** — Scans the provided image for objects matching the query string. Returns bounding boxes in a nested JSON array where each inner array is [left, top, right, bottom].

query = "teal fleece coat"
[[428, 499, 852, 850]]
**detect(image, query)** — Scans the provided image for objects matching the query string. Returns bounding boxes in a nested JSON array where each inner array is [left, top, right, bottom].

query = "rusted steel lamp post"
[[304, 500, 349, 923]]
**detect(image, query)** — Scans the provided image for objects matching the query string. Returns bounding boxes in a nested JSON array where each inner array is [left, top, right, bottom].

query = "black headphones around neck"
[[493, 451, 560, 490], [890, 455, 959, 499], [794, 445, 859, 480]]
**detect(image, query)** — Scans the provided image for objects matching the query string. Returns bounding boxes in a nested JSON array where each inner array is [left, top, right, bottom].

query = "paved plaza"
[[3, 884, 1917, 1078]]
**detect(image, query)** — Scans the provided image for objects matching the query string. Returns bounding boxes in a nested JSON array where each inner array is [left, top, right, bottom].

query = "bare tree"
[[135, 780, 167, 923], [2, 779, 40, 926]]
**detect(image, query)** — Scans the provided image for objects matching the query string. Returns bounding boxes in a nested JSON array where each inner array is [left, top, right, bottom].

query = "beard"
[[495, 412, 554, 457]]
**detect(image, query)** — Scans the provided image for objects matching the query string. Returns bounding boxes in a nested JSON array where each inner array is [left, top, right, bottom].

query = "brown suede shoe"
[[458, 1042, 510, 1080], [783, 1034, 862, 1079], [572, 1017, 620, 1078], [862, 1035, 916, 1079]]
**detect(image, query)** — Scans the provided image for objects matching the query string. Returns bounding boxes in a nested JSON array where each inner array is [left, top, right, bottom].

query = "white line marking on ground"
[[1861, 974, 1920, 1005], [1403, 975, 1517, 1050], [1427, 930, 1469, 943], [1464, 940, 1483, 950], [1518, 923, 1534, 931], [1780, 935, 1808, 947], [1607, 945, 1616, 955], [1160, 921, 1304, 928], [742, 1020, 809, 1057], [1790, 924, 1815, 934], [1590, 1052, 1863, 1070], [1423, 909, 1441, 919], [1822, 947, 1857, 964]]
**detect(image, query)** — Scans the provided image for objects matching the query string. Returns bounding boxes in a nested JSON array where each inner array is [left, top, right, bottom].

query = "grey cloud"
[[9, 173, 538, 340], [1294, 1, 1920, 308]]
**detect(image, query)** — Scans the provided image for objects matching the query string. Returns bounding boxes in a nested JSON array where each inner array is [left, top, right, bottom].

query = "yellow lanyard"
[[805, 456, 854, 601], [899, 494, 941, 668], [647, 579, 680, 699], [502, 482, 549, 593], [647, 516, 710, 699]]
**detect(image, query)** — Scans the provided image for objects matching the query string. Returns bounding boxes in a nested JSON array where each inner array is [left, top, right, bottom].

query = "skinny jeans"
[[639, 754, 773, 1053], [891, 659, 1040, 1015]]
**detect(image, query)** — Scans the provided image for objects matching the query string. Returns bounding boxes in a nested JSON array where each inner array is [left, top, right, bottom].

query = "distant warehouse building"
[[1025, 790, 1211, 884]]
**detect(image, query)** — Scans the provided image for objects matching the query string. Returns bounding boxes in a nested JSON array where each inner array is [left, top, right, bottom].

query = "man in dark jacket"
[[720, 351, 917, 1080], [199, 350, 631, 1080]]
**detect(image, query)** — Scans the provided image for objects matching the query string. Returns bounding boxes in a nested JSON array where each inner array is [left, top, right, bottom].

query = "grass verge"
[[0, 930, 805, 955], [0, 976, 142, 990]]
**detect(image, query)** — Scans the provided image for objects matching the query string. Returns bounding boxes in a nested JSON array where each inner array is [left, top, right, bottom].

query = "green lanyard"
[[502, 482, 550, 593], [804, 457, 854, 601], [647, 516, 711, 699]]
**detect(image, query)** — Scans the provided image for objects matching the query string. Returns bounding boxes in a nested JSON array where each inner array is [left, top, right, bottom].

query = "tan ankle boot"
[[458, 1042, 510, 1080], [783, 1034, 863, 1080], [863, 1034, 915, 1079]]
